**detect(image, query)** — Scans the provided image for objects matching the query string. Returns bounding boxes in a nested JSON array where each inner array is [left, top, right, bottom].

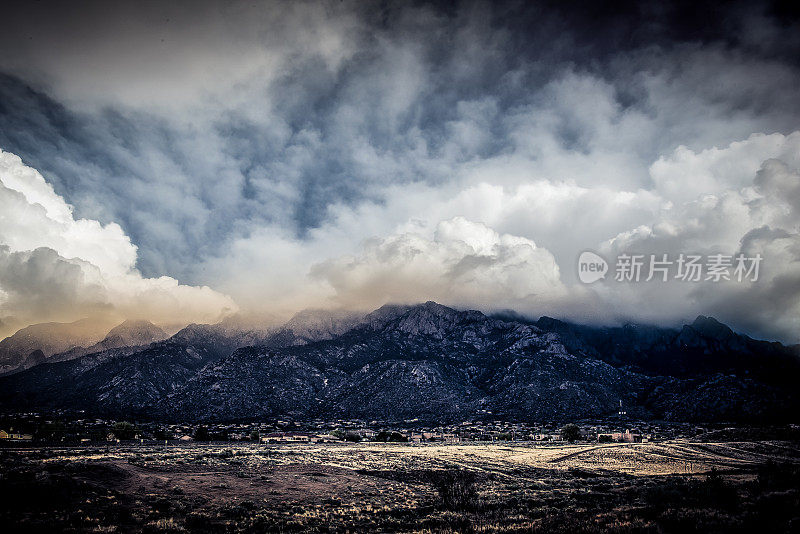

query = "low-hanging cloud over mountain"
[[310, 217, 567, 311]]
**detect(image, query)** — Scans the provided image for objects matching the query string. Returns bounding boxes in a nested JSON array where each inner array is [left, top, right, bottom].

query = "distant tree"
[[388, 431, 408, 442], [210, 429, 228, 441], [561, 424, 581, 443], [112, 421, 137, 440], [154, 428, 172, 441], [343, 431, 361, 442], [375, 431, 408, 442], [194, 426, 210, 441], [35, 421, 67, 442], [90, 428, 109, 442]]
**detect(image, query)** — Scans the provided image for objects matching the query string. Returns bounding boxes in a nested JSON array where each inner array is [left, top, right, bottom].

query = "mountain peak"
[[171, 323, 215, 342], [107, 318, 158, 331], [284, 308, 365, 342], [416, 301, 465, 316], [0, 318, 115, 374], [689, 315, 734, 340], [386, 301, 486, 337], [103, 320, 167, 347], [362, 303, 413, 329], [214, 312, 283, 335]]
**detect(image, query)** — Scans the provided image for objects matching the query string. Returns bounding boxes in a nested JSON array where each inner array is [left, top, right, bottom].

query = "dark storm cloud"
[[1, 0, 800, 339], [0, 74, 270, 277], [1, 1, 798, 275]]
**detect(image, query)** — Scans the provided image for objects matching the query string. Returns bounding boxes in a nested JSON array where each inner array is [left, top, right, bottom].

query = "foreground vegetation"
[[1, 440, 799, 533]]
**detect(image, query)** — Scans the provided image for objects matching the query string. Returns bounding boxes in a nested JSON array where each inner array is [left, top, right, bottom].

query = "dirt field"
[[2, 440, 800, 533]]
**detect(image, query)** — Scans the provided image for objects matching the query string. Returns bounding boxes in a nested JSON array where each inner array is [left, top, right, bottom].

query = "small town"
[[0, 411, 722, 446]]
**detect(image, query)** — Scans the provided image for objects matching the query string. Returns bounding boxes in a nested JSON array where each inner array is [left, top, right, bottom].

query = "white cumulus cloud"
[[0, 149, 236, 333], [311, 217, 567, 312], [600, 132, 800, 341]]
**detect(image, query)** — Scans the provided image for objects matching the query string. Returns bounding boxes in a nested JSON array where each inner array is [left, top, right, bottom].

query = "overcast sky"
[[1, 0, 799, 342]]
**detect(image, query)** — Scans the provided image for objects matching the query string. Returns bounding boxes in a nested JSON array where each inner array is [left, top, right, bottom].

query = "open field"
[[2, 440, 800, 533]]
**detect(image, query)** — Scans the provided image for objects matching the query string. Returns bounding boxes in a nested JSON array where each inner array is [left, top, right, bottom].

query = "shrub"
[[561, 424, 581, 443], [343, 431, 362, 442], [756, 460, 800, 491], [429, 469, 480, 511], [112, 421, 137, 440], [702, 468, 739, 510], [375, 431, 409, 442]]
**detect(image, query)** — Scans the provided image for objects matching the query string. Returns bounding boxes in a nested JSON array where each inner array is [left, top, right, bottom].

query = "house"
[[1, 429, 33, 441], [625, 429, 643, 442], [597, 429, 642, 443], [407, 431, 462, 443], [313, 433, 342, 443], [261, 431, 321, 443]]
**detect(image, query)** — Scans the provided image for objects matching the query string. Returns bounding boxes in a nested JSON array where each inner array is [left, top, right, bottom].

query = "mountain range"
[[0, 302, 797, 423]]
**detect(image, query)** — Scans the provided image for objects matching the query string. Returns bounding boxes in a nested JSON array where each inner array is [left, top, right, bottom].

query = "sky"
[[0, 0, 799, 342]]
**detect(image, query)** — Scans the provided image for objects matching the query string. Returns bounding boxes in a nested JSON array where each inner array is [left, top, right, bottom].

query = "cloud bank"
[[1, 1, 799, 342]]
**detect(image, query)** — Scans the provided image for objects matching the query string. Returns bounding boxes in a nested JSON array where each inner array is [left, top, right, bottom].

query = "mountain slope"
[[1, 302, 797, 423], [282, 308, 366, 343], [0, 318, 116, 375], [100, 320, 168, 348], [0, 335, 232, 416], [0, 316, 312, 416], [47, 320, 169, 365], [161, 302, 650, 421], [528, 315, 800, 386]]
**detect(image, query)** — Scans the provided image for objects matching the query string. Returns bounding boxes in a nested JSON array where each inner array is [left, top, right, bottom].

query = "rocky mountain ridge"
[[0, 302, 797, 423], [0, 318, 117, 375]]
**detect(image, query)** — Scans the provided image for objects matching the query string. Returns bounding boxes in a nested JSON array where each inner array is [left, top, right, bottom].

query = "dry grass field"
[[2, 440, 800, 533]]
